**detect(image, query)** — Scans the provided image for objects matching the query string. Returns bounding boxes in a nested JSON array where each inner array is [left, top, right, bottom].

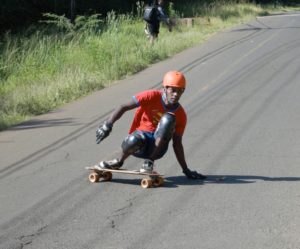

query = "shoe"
[[95, 159, 123, 170], [140, 159, 154, 173]]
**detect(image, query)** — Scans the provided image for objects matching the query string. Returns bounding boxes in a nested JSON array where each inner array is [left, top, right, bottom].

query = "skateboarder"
[[95, 71, 206, 180]]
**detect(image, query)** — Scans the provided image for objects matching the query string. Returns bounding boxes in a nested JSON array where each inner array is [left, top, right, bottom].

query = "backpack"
[[143, 5, 158, 23]]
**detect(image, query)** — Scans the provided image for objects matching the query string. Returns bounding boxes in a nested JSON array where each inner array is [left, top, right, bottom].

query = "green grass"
[[0, 2, 299, 130]]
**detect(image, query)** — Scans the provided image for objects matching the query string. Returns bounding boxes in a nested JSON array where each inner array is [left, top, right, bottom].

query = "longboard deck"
[[85, 166, 163, 177]]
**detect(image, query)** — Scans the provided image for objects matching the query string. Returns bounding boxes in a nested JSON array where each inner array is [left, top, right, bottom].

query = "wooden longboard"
[[85, 166, 164, 188]]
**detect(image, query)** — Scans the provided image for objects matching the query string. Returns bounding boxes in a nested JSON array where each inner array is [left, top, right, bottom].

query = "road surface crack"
[[16, 225, 47, 248]]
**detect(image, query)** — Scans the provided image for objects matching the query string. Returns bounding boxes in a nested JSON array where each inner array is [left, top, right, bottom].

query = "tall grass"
[[0, 2, 297, 130]]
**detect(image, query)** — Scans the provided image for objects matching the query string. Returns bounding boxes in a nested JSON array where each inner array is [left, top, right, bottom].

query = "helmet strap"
[[162, 90, 167, 102]]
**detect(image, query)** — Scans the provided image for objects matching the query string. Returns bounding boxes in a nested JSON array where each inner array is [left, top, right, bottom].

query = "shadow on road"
[[9, 118, 78, 130], [90, 174, 300, 188], [204, 175, 300, 184], [164, 175, 300, 187]]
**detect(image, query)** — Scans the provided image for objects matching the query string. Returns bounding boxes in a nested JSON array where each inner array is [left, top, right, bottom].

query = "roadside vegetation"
[[0, 1, 298, 130]]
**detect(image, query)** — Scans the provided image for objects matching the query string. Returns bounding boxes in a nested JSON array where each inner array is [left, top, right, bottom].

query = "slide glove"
[[96, 122, 113, 144], [183, 168, 207, 180]]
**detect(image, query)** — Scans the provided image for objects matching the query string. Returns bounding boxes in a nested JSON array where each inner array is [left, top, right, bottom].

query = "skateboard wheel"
[[141, 179, 152, 189], [102, 171, 113, 181], [89, 172, 100, 183], [153, 177, 164, 187]]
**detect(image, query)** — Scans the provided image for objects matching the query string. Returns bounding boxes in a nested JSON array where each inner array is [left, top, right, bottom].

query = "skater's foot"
[[140, 159, 154, 173], [95, 159, 123, 170]]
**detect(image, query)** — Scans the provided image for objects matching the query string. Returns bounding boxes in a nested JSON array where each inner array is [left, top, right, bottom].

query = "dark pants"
[[146, 21, 160, 37]]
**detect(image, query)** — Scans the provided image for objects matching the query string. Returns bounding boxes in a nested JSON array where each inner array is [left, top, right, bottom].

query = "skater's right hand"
[[183, 168, 207, 180], [96, 122, 112, 144]]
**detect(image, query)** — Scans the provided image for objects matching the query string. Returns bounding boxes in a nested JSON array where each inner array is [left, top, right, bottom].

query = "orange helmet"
[[162, 71, 186, 88]]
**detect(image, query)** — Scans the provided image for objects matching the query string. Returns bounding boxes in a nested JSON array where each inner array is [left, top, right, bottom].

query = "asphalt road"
[[1, 12, 300, 249]]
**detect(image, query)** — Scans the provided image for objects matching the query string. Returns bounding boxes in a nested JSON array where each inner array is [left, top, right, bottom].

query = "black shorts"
[[147, 21, 160, 36]]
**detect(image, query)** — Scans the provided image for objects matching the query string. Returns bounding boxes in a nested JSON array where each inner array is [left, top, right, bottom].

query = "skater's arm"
[[172, 134, 188, 170], [172, 134, 206, 179], [96, 99, 137, 144], [106, 99, 138, 125]]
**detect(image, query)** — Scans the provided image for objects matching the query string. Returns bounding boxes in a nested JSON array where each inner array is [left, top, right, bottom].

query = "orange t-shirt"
[[128, 90, 187, 136]]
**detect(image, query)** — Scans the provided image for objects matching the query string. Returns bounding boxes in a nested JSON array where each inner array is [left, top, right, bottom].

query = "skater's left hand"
[[183, 168, 206, 180]]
